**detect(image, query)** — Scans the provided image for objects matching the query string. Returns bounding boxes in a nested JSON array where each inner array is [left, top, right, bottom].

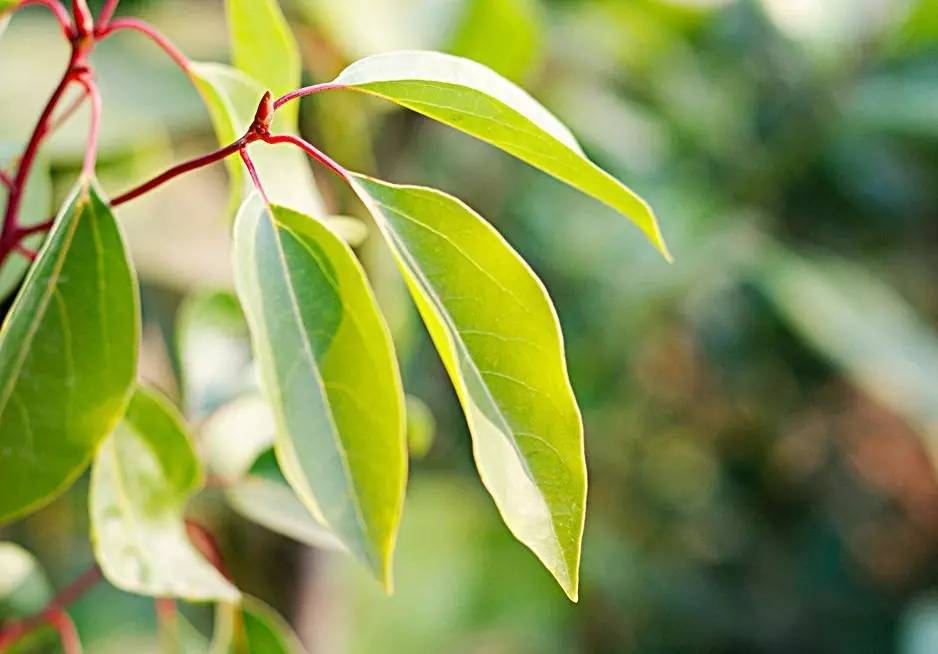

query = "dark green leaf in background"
[[0, 183, 139, 524]]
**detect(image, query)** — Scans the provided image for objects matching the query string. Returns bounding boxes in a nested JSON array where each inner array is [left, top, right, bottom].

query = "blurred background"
[[2, 0, 938, 652]]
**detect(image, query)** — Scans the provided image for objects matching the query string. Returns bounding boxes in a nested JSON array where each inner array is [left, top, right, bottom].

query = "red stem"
[[48, 610, 82, 654], [47, 86, 89, 135], [75, 74, 101, 180], [239, 147, 270, 204], [110, 139, 246, 207], [154, 597, 177, 653], [262, 133, 349, 179], [0, 170, 11, 190], [96, 18, 191, 74], [16, 0, 74, 38], [96, 0, 120, 30], [0, 564, 101, 650], [273, 82, 344, 110]]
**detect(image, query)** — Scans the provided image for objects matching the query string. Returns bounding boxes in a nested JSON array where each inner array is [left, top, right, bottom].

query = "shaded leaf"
[[211, 596, 308, 654], [201, 395, 342, 551], [350, 174, 585, 600], [0, 183, 139, 524], [90, 387, 239, 601], [233, 196, 406, 586], [191, 63, 324, 217], [332, 50, 669, 259]]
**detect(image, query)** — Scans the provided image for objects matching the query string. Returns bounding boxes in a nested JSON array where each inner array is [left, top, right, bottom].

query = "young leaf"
[[191, 63, 324, 216], [211, 596, 308, 654], [233, 196, 407, 587], [225, 0, 301, 123], [330, 50, 669, 259], [350, 174, 586, 601], [201, 395, 343, 551], [0, 183, 139, 524], [90, 387, 239, 602]]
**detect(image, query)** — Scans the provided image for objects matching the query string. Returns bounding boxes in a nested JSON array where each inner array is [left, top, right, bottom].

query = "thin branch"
[[0, 564, 101, 651], [96, 0, 120, 30], [273, 82, 345, 111], [96, 18, 191, 74], [15, 0, 74, 38], [75, 74, 101, 181], [262, 133, 349, 179], [111, 139, 245, 207], [47, 86, 89, 135], [17, 218, 55, 238], [14, 243, 37, 260], [0, 169, 12, 190], [48, 610, 82, 654], [239, 147, 270, 205]]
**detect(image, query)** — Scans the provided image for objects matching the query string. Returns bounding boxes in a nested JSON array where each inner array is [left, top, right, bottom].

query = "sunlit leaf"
[[201, 395, 343, 551], [176, 289, 253, 418], [191, 63, 324, 217], [755, 246, 938, 454], [225, 0, 300, 123], [350, 174, 586, 601], [0, 148, 51, 302], [90, 387, 240, 601], [211, 596, 308, 654], [448, 0, 543, 82], [331, 50, 669, 259], [0, 183, 139, 524], [233, 196, 407, 587]]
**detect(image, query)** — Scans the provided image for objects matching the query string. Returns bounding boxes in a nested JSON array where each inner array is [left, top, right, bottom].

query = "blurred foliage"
[[3, 0, 938, 652]]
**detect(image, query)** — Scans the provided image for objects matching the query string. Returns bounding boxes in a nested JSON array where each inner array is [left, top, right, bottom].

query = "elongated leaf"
[[331, 50, 669, 259], [90, 387, 239, 601], [225, 0, 300, 123], [233, 196, 406, 587], [201, 395, 342, 551], [755, 246, 938, 452], [0, 147, 51, 302], [191, 63, 324, 217], [211, 596, 308, 654], [350, 174, 586, 600], [0, 184, 139, 524]]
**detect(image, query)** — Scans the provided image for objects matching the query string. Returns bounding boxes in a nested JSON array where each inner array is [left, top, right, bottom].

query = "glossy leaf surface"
[[233, 196, 406, 586], [91, 387, 239, 601], [0, 184, 138, 524], [333, 50, 669, 259], [350, 174, 586, 600]]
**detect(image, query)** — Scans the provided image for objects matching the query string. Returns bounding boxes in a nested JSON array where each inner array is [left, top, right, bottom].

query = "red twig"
[[239, 147, 270, 204], [96, 18, 191, 74], [0, 170, 11, 190], [0, 564, 101, 651], [14, 243, 37, 261], [48, 610, 82, 654], [47, 86, 89, 135], [16, 218, 55, 238], [273, 82, 345, 110], [262, 133, 348, 179], [96, 0, 120, 30], [110, 139, 246, 207], [15, 0, 74, 38], [74, 74, 101, 180]]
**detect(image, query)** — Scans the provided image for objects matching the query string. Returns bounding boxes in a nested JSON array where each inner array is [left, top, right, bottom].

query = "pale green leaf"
[[191, 63, 324, 217], [0, 183, 139, 524], [225, 0, 301, 123], [406, 395, 436, 459], [233, 196, 406, 587], [755, 246, 938, 454], [201, 395, 342, 551], [211, 596, 308, 654], [350, 174, 586, 601], [176, 289, 253, 418], [332, 50, 669, 259], [0, 147, 51, 302], [90, 387, 240, 601], [0, 542, 52, 619]]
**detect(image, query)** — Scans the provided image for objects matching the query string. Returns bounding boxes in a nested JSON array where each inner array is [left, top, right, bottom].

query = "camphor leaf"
[[233, 195, 407, 587], [191, 63, 324, 217], [350, 174, 586, 600], [201, 395, 343, 551], [330, 50, 669, 259], [0, 183, 139, 524], [90, 387, 239, 601], [211, 596, 308, 654]]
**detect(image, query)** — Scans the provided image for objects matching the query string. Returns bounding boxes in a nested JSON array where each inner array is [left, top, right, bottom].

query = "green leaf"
[[331, 50, 669, 259], [201, 395, 343, 551], [211, 596, 308, 654], [0, 147, 51, 302], [225, 0, 301, 123], [406, 395, 436, 459], [191, 63, 324, 217], [350, 174, 586, 601], [0, 542, 52, 619], [90, 387, 240, 601], [176, 289, 253, 418], [233, 196, 407, 587], [0, 183, 139, 524], [754, 246, 938, 452]]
